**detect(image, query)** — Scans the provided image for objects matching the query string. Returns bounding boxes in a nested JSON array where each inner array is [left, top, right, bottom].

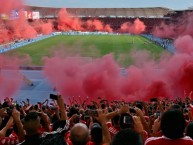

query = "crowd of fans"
[[142, 34, 175, 53], [0, 34, 56, 53], [0, 94, 192, 145], [81, 17, 163, 32]]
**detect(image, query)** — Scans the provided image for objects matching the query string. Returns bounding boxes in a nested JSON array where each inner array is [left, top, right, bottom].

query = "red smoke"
[[43, 33, 193, 102], [153, 12, 193, 38], [120, 18, 146, 34], [178, 62, 193, 94], [0, 24, 10, 44], [0, 0, 23, 14], [104, 24, 113, 33], [6, 11, 37, 39], [37, 22, 53, 35], [44, 53, 174, 102], [0, 0, 24, 43], [145, 81, 172, 100], [0, 56, 22, 99], [57, 8, 113, 32], [174, 35, 193, 54], [0, 0, 53, 44], [89, 19, 104, 31], [57, 9, 83, 31], [43, 55, 122, 101], [32, 20, 53, 35], [153, 22, 176, 38], [84, 19, 103, 31]]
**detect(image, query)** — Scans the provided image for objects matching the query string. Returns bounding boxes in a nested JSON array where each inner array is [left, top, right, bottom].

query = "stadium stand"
[[0, 6, 179, 55], [28, 7, 172, 32], [0, 6, 180, 52], [1, 4, 193, 145], [142, 34, 175, 53], [29, 7, 171, 18], [0, 34, 55, 53]]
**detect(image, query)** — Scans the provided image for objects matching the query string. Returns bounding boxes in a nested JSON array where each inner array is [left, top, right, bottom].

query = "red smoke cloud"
[[43, 33, 193, 102], [87, 19, 104, 31], [32, 20, 53, 35], [104, 24, 113, 33], [44, 53, 173, 102], [120, 18, 146, 34], [0, 24, 10, 44], [37, 22, 53, 35], [43, 55, 122, 101], [174, 35, 193, 54], [43, 54, 193, 102], [153, 22, 176, 38], [57, 9, 83, 31], [153, 12, 193, 38], [86, 20, 113, 32], [145, 81, 172, 100], [0, 0, 53, 44], [57, 8, 113, 32], [0, 56, 23, 99], [178, 62, 193, 94], [0, 0, 23, 14], [5, 11, 37, 39]]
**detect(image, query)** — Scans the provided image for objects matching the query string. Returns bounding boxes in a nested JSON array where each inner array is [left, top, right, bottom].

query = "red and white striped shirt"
[[106, 122, 119, 139], [145, 136, 193, 145]]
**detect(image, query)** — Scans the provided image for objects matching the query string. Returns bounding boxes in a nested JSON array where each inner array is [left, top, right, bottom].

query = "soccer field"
[[6, 35, 165, 66]]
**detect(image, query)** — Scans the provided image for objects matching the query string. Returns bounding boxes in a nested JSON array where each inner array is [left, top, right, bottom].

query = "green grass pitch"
[[6, 35, 165, 66]]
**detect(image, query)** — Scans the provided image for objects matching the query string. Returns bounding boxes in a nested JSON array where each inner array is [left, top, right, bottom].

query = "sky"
[[25, 0, 193, 10]]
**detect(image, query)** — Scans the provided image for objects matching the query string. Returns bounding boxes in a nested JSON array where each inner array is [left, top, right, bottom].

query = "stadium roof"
[[29, 7, 171, 18], [25, 0, 193, 10]]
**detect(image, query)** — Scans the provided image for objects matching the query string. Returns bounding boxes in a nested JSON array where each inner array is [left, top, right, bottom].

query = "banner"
[[32, 11, 40, 19]]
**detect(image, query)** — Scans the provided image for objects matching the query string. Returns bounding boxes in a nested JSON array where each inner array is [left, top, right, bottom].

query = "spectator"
[[68, 109, 111, 145], [0, 108, 24, 145], [111, 128, 143, 145], [186, 122, 193, 139], [0, 95, 192, 145], [145, 110, 193, 145], [18, 96, 69, 145], [90, 123, 102, 145], [70, 123, 89, 145]]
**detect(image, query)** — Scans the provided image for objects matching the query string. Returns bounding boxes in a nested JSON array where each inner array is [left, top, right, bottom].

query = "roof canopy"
[[29, 7, 171, 18]]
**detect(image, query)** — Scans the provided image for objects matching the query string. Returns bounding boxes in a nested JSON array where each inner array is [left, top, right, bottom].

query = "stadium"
[[0, 0, 193, 101], [1, 1, 193, 145], [0, 5, 177, 100]]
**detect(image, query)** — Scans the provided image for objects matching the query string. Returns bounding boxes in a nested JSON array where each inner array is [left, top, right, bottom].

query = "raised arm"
[[57, 95, 67, 121], [97, 109, 111, 145], [0, 117, 13, 137], [106, 105, 129, 120], [12, 108, 25, 141], [135, 107, 151, 135]]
